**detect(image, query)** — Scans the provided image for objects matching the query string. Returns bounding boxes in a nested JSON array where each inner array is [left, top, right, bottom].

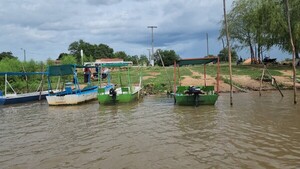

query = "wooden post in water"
[[265, 68, 284, 97], [259, 65, 265, 96], [285, 0, 297, 104], [39, 64, 44, 101], [217, 57, 220, 93], [223, 0, 233, 106]]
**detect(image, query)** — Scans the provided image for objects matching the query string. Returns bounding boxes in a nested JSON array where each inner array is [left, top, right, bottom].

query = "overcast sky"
[[0, 0, 290, 62]]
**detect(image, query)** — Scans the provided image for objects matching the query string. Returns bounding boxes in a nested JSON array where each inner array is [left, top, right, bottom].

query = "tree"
[[219, 0, 256, 63], [96, 44, 114, 58], [139, 54, 149, 66], [277, 0, 300, 58], [130, 55, 139, 65], [220, 0, 300, 63], [114, 51, 128, 60], [68, 40, 114, 61], [0, 52, 17, 61], [61, 55, 77, 64], [0, 58, 22, 72], [57, 53, 69, 60], [46, 58, 55, 66], [154, 50, 180, 66], [218, 48, 239, 62]]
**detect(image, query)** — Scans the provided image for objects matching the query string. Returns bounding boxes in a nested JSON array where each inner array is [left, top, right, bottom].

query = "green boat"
[[173, 57, 220, 106], [97, 63, 142, 104]]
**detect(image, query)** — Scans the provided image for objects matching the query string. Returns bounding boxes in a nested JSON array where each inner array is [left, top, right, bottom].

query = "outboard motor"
[[109, 88, 117, 103]]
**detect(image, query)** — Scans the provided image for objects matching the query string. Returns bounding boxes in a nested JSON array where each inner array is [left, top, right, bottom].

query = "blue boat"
[[0, 72, 48, 105]]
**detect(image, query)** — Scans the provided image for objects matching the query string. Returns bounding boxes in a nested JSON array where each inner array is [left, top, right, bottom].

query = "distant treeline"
[[0, 39, 181, 67]]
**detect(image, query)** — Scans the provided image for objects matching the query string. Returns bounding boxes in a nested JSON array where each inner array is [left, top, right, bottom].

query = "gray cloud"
[[86, 0, 122, 5], [1, 0, 287, 62]]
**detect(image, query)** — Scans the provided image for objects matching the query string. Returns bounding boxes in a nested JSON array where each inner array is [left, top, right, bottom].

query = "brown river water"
[[0, 91, 300, 169]]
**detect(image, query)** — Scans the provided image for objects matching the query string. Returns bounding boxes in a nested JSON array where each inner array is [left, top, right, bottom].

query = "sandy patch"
[[143, 76, 155, 80], [180, 69, 239, 92], [149, 72, 160, 76], [273, 76, 300, 88], [279, 70, 293, 76], [232, 75, 273, 90]]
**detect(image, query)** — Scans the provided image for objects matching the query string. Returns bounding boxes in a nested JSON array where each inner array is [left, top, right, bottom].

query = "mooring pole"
[[223, 0, 233, 106], [285, 0, 297, 104], [259, 65, 265, 96], [217, 57, 220, 93]]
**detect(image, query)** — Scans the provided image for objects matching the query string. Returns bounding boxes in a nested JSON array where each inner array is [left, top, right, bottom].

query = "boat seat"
[[65, 87, 72, 94], [176, 86, 188, 93], [202, 86, 214, 92], [98, 88, 106, 95], [202, 86, 215, 95], [121, 87, 129, 94]]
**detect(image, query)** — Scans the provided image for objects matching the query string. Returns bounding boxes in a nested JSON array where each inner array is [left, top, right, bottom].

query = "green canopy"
[[177, 57, 218, 66], [99, 62, 130, 67], [47, 64, 75, 76]]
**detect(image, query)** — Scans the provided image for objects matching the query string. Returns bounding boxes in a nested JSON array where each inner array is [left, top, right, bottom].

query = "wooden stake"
[[285, 0, 297, 104], [223, 0, 233, 106], [259, 65, 265, 96], [178, 65, 181, 86], [217, 57, 220, 93], [39, 64, 44, 101], [265, 68, 284, 97]]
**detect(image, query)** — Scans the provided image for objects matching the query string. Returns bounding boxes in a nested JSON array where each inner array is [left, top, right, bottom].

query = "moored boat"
[[46, 64, 111, 105], [173, 57, 220, 106], [97, 63, 143, 104], [0, 72, 48, 105]]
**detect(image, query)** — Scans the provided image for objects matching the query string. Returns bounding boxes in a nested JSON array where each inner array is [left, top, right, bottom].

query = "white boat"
[[46, 64, 112, 106]]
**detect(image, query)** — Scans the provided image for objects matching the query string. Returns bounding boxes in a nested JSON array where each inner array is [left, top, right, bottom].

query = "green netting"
[[177, 57, 218, 66], [47, 64, 75, 76], [100, 63, 130, 67]]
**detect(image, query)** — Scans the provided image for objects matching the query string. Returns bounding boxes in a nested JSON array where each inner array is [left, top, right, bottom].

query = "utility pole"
[[147, 26, 157, 66], [206, 33, 209, 56], [21, 48, 26, 62], [147, 49, 151, 65]]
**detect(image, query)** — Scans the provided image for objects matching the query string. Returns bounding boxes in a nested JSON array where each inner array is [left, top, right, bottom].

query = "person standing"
[[84, 67, 91, 83]]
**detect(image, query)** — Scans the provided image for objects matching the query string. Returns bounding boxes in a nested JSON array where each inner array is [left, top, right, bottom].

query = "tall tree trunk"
[[285, 0, 297, 104], [248, 33, 254, 64], [261, 46, 264, 63], [295, 46, 299, 59], [258, 44, 261, 64], [223, 0, 233, 106], [250, 45, 254, 64]]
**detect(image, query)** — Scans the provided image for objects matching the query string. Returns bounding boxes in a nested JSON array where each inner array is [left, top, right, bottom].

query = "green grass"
[[1, 64, 299, 94]]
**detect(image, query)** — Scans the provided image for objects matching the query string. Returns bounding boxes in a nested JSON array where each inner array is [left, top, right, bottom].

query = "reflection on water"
[[0, 91, 300, 169]]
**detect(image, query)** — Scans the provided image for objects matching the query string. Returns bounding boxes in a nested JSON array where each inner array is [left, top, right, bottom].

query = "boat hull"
[[174, 94, 218, 106], [0, 91, 48, 105], [98, 87, 142, 104], [46, 87, 98, 105]]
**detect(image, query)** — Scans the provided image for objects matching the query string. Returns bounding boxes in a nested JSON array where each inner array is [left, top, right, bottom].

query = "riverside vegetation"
[[1, 57, 300, 95]]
